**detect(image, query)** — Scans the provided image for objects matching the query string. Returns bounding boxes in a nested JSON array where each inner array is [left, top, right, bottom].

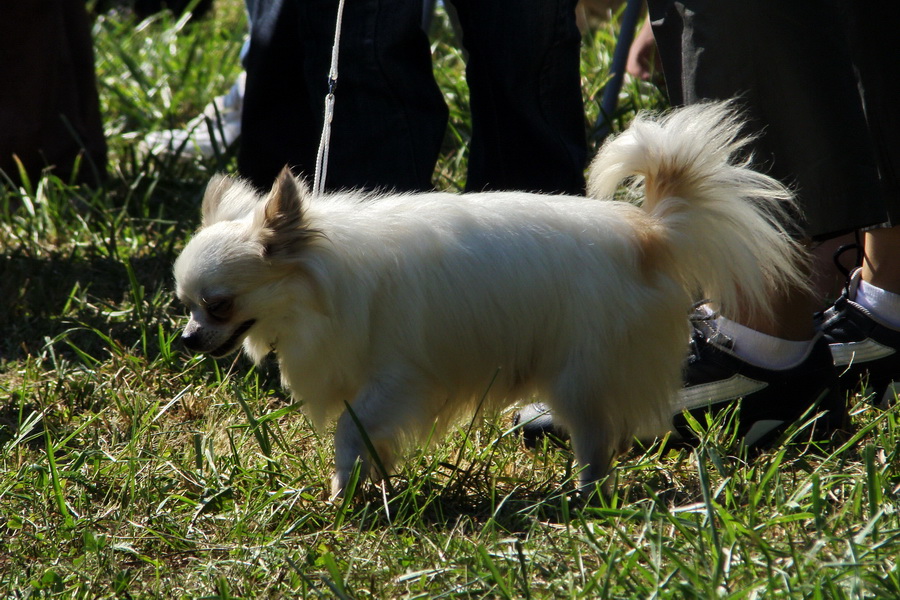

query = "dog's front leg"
[[331, 391, 399, 498]]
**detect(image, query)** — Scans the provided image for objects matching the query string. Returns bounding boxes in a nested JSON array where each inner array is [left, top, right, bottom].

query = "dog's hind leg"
[[567, 421, 618, 494], [548, 371, 622, 494]]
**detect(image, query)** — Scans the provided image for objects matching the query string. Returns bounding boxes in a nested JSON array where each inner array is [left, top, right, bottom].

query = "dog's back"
[[284, 190, 663, 414]]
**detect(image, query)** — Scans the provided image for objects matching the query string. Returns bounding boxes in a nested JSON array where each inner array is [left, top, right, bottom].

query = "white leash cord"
[[313, 0, 347, 196]]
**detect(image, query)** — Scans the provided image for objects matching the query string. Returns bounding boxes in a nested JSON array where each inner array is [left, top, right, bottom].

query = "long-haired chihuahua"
[[174, 103, 807, 497]]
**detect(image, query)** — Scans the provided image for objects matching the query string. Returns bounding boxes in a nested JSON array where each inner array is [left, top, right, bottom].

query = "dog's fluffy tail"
[[587, 101, 809, 322]]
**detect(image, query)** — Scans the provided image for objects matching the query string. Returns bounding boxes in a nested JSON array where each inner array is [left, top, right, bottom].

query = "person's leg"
[[739, 286, 818, 341], [320, 0, 448, 192], [648, 0, 884, 335], [449, 0, 586, 195], [519, 0, 871, 447], [851, 0, 900, 293], [863, 228, 900, 293], [239, 0, 447, 192], [238, 0, 317, 190], [63, 0, 107, 185], [650, 0, 884, 241], [0, 1, 107, 186], [647, 0, 890, 437], [817, 1, 900, 406]]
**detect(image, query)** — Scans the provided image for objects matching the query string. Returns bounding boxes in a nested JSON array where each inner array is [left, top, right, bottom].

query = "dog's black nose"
[[181, 332, 204, 352]]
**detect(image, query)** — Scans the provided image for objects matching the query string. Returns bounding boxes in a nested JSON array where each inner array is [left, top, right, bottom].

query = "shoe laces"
[[815, 241, 863, 328], [831, 238, 862, 281], [687, 301, 733, 364]]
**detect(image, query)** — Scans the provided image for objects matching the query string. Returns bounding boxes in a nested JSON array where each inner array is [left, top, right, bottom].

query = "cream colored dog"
[[174, 103, 806, 497]]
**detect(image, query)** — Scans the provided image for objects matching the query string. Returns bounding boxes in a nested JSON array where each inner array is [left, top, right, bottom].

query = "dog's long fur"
[[174, 102, 807, 496]]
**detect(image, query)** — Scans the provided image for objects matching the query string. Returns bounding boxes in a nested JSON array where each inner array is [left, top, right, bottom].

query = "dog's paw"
[[330, 472, 348, 500]]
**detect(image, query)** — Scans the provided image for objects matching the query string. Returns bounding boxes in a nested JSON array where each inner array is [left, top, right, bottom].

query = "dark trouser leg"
[[848, 2, 899, 224], [647, 0, 884, 239], [238, 0, 447, 193], [0, 1, 107, 187], [450, 0, 586, 195]]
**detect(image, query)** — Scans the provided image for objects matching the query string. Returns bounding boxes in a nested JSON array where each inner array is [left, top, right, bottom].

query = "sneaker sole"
[[839, 368, 899, 409], [873, 380, 900, 410]]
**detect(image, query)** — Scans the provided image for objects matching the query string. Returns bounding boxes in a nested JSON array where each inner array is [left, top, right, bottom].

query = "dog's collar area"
[[210, 319, 256, 357]]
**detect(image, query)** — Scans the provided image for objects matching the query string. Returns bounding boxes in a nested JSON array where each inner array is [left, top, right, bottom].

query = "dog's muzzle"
[[182, 319, 256, 357]]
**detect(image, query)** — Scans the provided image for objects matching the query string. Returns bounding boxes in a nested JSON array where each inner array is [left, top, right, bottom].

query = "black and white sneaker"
[[514, 313, 847, 450], [819, 268, 900, 408], [673, 316, 846, 448], [513, 402, 568, 449]]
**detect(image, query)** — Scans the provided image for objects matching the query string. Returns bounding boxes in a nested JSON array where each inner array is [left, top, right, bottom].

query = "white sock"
[[856, 279, 900, 330], [715, 317, 816, 370]]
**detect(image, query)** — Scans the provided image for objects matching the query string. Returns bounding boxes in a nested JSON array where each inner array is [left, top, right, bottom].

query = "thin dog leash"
[[313, 0, 347, 196]]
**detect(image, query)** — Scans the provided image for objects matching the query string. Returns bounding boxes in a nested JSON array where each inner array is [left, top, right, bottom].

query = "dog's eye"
[[205, 298, 233, 321]]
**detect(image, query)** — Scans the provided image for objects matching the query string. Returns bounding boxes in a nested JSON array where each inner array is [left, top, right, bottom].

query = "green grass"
[[2, 3, 898, 598]]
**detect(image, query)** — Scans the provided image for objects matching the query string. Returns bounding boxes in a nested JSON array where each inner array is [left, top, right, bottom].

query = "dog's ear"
[[201, 174, 236, 226], [259, 166, 321, 257], [202, 174, 269, 226]]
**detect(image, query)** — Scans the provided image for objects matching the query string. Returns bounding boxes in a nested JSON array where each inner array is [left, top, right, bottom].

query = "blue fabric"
[[238, 0, 586, 195]]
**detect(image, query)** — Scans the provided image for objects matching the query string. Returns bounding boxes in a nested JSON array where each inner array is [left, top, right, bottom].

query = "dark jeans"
[[648, 0, 897, 239], [238, 0, 586, 195], [0, 1, 107, 187]]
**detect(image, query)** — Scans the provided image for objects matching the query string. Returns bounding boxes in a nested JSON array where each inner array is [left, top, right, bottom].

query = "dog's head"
[[174, 167, 322, 358]]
